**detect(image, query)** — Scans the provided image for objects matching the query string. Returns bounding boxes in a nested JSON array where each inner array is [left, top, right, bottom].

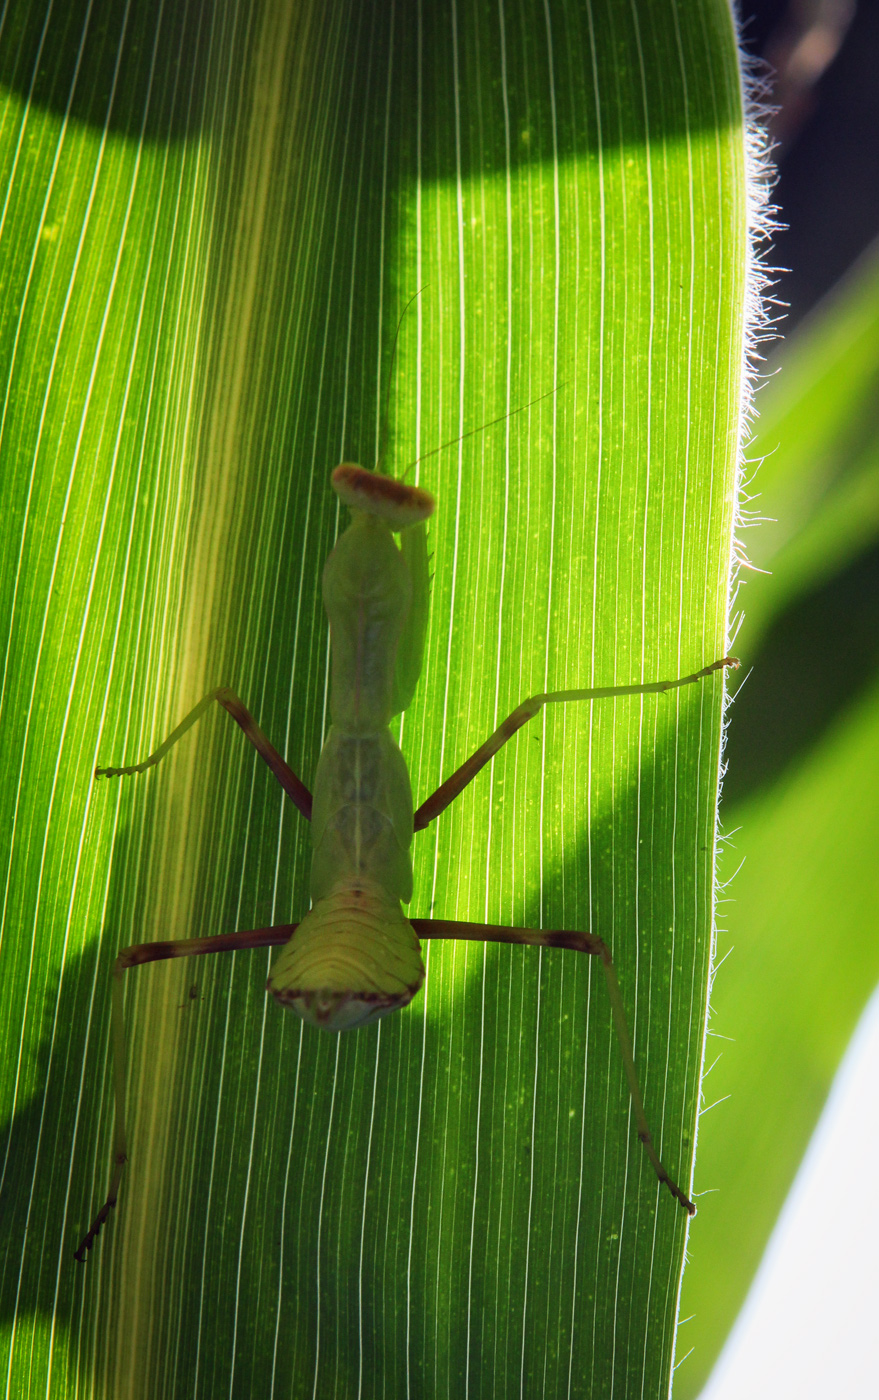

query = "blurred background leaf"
[[671, 2, 879, 1391], [677, 225, 879, 1398], [0, 2, 745, 1397]]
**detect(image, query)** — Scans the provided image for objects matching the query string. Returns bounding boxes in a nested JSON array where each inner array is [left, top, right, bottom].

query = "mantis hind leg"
[[74, 969, 129, 1262], [410, 917, 696, 1215], [74, 923, 296, 1260]]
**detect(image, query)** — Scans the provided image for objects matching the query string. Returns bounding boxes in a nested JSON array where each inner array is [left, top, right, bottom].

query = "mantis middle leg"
[[96, 686, 313, 820]]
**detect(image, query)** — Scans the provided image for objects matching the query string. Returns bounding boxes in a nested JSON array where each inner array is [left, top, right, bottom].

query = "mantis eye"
[[331, 463, 435, 527]]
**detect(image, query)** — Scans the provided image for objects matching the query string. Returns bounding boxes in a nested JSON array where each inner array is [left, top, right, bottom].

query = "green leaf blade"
[[1, 3, 747, 1396]]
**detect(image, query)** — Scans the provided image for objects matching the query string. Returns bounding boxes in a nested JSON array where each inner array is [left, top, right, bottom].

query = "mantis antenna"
[[376, 286, 426, 475], [374, 286, 559, 481]]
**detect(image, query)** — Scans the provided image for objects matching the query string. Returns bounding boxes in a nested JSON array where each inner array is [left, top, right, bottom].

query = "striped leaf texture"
[[0, 2, 745, 1396]]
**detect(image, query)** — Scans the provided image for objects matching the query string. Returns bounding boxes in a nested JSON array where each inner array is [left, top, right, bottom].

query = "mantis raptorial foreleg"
[[76, 458, 736, 1260]]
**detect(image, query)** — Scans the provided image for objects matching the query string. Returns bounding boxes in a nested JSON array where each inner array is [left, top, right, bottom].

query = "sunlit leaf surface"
[[0, 2, 744, 1396]]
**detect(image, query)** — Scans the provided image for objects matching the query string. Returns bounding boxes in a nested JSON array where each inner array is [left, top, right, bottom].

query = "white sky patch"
[[699, 983, 879, 1400]]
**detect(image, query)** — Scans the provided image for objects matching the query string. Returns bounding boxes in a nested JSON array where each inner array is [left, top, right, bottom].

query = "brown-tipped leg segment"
[[74, 1157, 126, 1262], [74, 908, 696, 1260], [410, 918, 696, 1215], [74, 922, 298, 1261], [95, 687, 313, 822], [414, 657, 738, 831], [75, 963, 129, 1262]]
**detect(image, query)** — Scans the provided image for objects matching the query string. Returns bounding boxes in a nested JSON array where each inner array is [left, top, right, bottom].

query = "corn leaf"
[[0, 2, 745, 1396]]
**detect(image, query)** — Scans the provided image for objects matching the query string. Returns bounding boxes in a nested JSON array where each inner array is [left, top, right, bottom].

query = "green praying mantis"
[[74, 427, 737, 1263]]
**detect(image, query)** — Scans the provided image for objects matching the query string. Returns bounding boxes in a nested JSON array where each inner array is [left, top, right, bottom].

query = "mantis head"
[[331, 463, 435, 527]]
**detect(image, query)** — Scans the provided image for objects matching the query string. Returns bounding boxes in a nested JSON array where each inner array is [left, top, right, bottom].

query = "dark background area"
[[738, 0, 879, 332], [723, 0, 879, 806]]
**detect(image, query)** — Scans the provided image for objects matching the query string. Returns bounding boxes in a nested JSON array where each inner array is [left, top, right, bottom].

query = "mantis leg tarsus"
[[74, 1157, 125, 1262], [95, 687, 313, 820], [75, 959, 130, 1261], [412, 917, 695, 1215]]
